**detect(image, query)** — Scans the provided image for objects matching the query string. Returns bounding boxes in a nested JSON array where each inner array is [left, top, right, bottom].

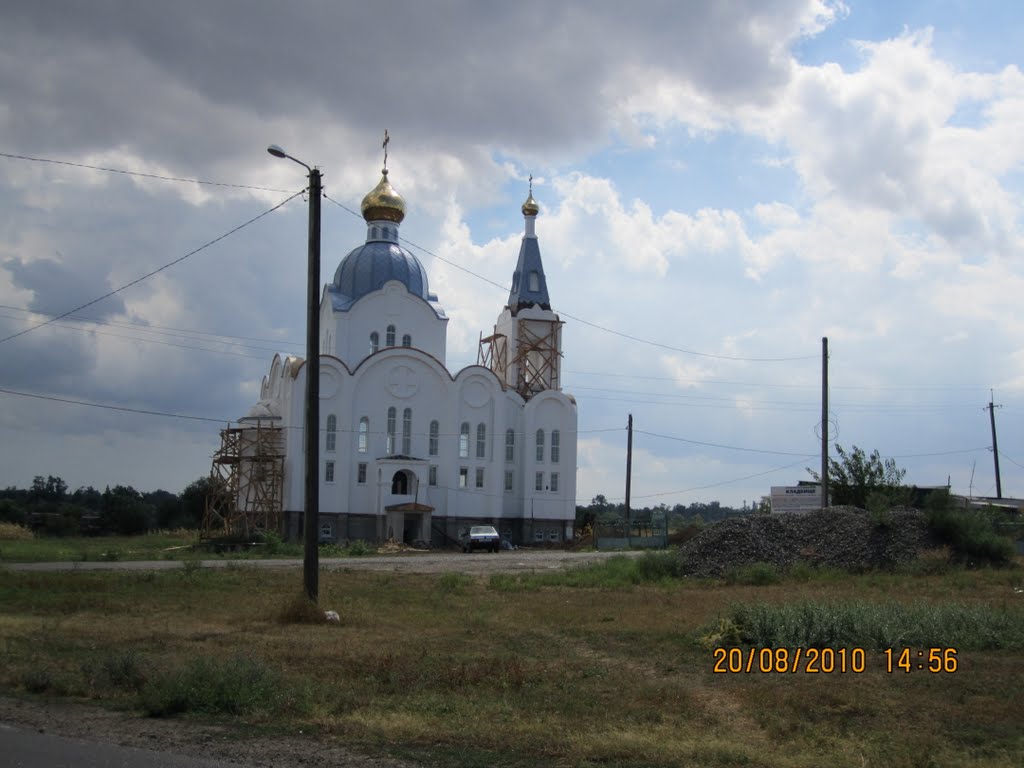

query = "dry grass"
[[0, 522, 33, 540], [0, 560, 1022, 767]]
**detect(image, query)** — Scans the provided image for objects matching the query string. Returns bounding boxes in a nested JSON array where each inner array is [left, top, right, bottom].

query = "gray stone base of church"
[[285, 510, 573, 548]]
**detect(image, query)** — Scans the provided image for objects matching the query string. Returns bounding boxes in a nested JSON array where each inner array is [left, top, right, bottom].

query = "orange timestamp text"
[[712, 647, 959, 674]]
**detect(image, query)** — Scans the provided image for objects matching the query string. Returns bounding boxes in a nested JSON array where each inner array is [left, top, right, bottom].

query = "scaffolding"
[[203, 420, 285, 538], [478, 317, 562, 400]]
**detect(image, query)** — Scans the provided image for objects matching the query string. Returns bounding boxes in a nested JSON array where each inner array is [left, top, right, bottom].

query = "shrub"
[[140, 655, 310, 717], [635, 551, 687, 581], [89, 650, 147, 692], [346, 539, 371, 556], [925, 498, 1014, 565]]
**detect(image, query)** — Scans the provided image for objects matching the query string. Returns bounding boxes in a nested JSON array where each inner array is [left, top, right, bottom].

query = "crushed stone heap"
[[676, 507, 939, 578]]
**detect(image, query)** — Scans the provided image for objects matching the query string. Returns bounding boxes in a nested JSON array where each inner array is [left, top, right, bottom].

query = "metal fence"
[[594, 511, 669, 551]]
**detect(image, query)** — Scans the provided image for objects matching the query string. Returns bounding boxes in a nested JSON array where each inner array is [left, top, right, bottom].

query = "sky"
[[1, 0, 1022, 509]]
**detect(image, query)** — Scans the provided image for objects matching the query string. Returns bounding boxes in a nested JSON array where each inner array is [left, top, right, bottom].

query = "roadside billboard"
[[770, 485, 824, 514]]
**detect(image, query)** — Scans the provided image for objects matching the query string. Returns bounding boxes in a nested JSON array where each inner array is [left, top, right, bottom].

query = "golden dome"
[[521, 190, 539, 217], [360, 169, 406, 224]]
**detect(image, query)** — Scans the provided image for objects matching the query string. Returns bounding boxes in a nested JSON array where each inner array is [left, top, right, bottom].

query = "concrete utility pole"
[[267, 144, 322, 603], [821, 337, 829, 509], [625, 414, 633, 533], [987, 391, 1002, 499]]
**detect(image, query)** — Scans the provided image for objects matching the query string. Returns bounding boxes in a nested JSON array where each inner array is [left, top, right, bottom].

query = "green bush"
[[635, 551, 687, 580], [346, 539, 371, 556], [140, 655, 311, 717], [89, 650, 147, 692], [925, 496, 1014, 565]]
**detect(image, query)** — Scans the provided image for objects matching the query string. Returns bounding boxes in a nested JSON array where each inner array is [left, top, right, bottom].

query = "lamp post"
[[268, 144, 322, 602]]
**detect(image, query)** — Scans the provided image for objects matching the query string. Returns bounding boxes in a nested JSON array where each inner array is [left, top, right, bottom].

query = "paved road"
[[1, 720, 263, 768], [3, 549, 642, 574]]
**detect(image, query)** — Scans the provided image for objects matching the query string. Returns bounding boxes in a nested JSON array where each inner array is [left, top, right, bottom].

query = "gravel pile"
[[676, 507, 938, 577]]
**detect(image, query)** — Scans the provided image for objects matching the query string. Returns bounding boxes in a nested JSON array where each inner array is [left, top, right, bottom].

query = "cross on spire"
[[382, 129, 390, 172]]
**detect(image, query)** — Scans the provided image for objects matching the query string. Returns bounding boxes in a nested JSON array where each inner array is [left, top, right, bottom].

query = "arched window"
[[386, 325, 396, 347], [369, 332, 379, 354], [402, 408, 412, 455], [429, 420, 439, 456], [402, 334, 412, 347], [459, 422, 470, 458], [551, 429, 560, 464], [505, 429, 515, 462], [386, 407, 396, 455], [528, 271, 540, 292], [535, 429, 545, 462], [326, 414, 337, 452], [358, 417, 369, 453], [476, 423, 486, 459], [391, 471, 409, 495]]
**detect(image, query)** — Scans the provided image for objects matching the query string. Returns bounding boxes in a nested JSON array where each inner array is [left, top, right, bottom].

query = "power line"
[[323, 193, 816, 364], [618, 457, 815, 502], [0, 311, 279, 360], [0, 151, 297, 194], [0, 304, 305, 350], [0, 387, 226, 423], [634, 429, 814, 457], [0, 190, 304, 346]]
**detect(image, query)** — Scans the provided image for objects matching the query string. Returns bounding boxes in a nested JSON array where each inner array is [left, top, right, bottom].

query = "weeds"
[[140, 654, 311, 718], [926, 502, 1014, 565], [277, 591, 328, 624], [0, 522, 33, 540], [85, 649, 147, 692], [724, 562, 780, 586], [708, 600, 1024, 650], [346, 540, 371, 556], [437, 572, 473, 594]]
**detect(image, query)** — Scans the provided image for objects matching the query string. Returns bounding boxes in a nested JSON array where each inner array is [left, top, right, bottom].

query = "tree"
[[178, 476, 222, 529], [808, 444, 906, 509], [100, 485, 154, 535]]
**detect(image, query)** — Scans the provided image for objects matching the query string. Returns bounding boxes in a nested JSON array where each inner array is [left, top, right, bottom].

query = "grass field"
[[0, 527, 372, 562], [1, 554, 1022, 767]]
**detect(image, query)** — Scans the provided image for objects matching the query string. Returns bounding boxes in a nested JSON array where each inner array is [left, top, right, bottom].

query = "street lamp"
[[268, 143, 322, 602]]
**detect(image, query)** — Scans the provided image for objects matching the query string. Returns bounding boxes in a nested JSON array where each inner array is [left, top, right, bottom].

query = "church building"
[[243, 162, 577, 547]]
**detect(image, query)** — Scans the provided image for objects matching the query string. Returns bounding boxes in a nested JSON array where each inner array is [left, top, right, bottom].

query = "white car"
[[461, 525, 500, 553]]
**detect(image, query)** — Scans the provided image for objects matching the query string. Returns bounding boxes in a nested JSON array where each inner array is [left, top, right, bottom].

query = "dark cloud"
[[0, 0, 815, 171]]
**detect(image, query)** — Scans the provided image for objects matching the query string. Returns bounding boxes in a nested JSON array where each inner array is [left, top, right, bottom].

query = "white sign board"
[[770, 485, 824, 514]]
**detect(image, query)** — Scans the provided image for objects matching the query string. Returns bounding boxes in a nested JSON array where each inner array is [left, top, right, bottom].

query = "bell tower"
[[478, 179, 563, 399]]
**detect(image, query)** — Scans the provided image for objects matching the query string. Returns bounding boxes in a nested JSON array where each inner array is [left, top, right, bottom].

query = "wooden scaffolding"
[[478, 317, 562, 400], [203, 421, 285, 538]]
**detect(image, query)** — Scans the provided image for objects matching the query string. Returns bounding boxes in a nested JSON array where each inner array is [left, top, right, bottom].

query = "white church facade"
[[243, 164, 577, 547]]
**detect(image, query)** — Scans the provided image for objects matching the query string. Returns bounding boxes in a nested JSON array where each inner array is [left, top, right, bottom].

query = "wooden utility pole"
[[987, 391, 1002, 499], [821, 337, 829, 509], [625, 414, 633, 532]]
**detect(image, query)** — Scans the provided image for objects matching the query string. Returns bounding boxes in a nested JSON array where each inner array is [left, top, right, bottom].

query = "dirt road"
[[4, 548, 642, 574]]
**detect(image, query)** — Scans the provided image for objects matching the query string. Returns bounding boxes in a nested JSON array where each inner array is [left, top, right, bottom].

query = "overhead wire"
[[3, 152, 1014, 497], [322, 193, 816, 363], [0, 304, 305, 350], [0, 190, 304, 345], [0, 151, 296, 194]]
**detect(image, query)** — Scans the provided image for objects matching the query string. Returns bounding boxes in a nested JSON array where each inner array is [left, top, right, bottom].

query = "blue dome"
[[328, 241, 440, 313]]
